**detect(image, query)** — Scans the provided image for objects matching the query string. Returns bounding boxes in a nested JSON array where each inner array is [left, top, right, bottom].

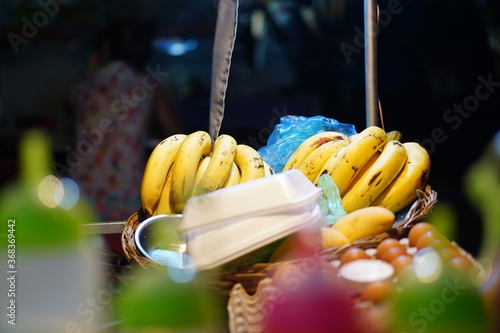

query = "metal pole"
[[364, 0, 378, 127]]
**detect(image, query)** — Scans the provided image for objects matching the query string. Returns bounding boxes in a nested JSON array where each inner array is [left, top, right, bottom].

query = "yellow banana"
[[298, 139, 349, 183], [140, 134, 187, 216], [386, 130, 403, 142], [313, 144, 348, 185], [331, 206, 395, 243], [349, 133, 359, 141], [222, 162, 241, 188], [170, 131, 212, 213], [193, 156, 212, 190], [283, 131, 349, 171], [234, 144, 265, 183], [343, 150, 381, 194], [193, 134, 237, 196], [154, 167, 174, 215], [263, 161, 275, 177], [328, 126, 387, 195], [341, 140, 407, 213], [372, 142, 431, 212]]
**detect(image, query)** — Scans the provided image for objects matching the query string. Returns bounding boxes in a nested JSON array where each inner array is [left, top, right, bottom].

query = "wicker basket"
[[121, 186, 437, 292]]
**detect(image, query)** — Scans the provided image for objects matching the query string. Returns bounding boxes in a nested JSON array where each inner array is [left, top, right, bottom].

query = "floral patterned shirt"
[[69, 61, 153, 221]]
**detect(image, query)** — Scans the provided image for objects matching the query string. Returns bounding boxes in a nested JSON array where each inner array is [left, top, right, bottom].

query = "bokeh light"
[[58, 177, 80, 210], [38, 175, 63, 208], [37, 176, 80, 210], [413, 247, 443, 283]]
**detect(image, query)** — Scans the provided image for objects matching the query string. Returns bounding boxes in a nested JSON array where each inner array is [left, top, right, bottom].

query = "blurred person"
[[66, 17, 183, 254]]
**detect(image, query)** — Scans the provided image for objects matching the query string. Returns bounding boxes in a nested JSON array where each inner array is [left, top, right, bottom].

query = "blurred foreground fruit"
[[0, 129, 99, 333]]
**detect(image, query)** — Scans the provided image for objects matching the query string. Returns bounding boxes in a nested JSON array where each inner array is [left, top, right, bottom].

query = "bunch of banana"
[[282, 126, 431, 213], [140, 131, 270, 216]]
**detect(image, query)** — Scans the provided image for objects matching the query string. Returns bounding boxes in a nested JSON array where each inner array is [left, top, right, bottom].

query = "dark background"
[[1, 0, 499, 255]]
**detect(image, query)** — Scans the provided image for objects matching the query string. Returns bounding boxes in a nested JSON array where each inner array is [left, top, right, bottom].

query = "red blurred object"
[[263, 259, 362, 333]]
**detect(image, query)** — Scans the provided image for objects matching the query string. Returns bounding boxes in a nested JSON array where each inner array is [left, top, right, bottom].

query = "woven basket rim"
[[121, 185, 438, 290]]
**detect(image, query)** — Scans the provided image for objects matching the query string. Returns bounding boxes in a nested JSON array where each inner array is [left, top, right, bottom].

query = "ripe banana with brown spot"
[[170, 131, 212, 213], [154, 167, 174, 215], [193, 134, 237, 196], [234, 144, 265, 183], [343, 150, 381, 194], [372, 142, 431, 212], [263, 161, 275, 177], [140, 134, 187, 216], [298, 139, 349, 183], [313, 144, 348, 185], [193, 156, 212, 191], [341, 140, 408, 213], [328, 126, 388, 195], [222, 162, 241, 188], [283, 131, 349, 171]]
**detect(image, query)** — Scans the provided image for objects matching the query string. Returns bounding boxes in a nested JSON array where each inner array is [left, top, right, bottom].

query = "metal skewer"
[[365, 0, 379, 127], [209, 0, 239, 141]]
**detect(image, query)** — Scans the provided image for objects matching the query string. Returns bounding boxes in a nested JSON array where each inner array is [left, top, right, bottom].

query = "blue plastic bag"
[[258, 115, 357, 173]]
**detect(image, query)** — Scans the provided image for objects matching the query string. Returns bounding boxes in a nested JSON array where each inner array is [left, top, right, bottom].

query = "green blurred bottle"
[[0, 129, 100, 333], [114, 267, 226, 333]]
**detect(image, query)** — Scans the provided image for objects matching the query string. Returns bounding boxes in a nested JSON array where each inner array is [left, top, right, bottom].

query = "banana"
[[140, 134, 187, 216], [193, 156, 212, 190], [331, 206, 395, 243], [343, 150, 381, 194], [341, 140, 408, 213], [154, 167, 174, 215], [328, 126, 388, 195], [283, 131, 349, 171], [222, 162, 241, 188], [297, 138, 349, 183], [234, 144, 265, 183], [193, 134, 237, 196], [386, 130, 403, 142], [313, 144, 348, 185], [372, 142, 431, 212], [263, 161, 275, 177], [349, 133, 359, 141], [170, 131, 212, 213]]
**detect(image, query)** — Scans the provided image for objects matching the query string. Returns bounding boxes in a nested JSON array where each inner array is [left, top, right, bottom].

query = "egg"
[[340, 248, 372, 266], [428, 236, 452, 251], [415, 230, 445, 250], [376, 238, 405, 259], [408, 222, 437, 247], [439, 245, 463, 261], [448, 256, 477, 274], [380, 246, 407, 263], [390, 254, 414, 275], [360, 280, 395, 304]]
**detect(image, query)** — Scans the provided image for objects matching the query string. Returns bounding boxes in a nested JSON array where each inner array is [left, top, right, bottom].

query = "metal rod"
[[82, 221, 126, 235], [364, 0, 379, 127]]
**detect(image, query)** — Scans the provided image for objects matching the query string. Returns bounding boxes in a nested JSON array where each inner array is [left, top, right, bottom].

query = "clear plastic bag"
[[258, 115, 357, 173], [317, 173, 347, 226]]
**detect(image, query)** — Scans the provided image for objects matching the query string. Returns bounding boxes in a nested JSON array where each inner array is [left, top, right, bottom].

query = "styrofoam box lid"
[[184, 202, 322, 271], [180, 169, 322, 233]]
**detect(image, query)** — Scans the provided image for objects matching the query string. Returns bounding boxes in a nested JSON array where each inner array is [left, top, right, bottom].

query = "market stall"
[[1, 0, 499, 332]]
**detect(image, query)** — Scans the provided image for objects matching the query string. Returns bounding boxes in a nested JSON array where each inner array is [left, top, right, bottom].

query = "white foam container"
[[180, 169, 322, 271]]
